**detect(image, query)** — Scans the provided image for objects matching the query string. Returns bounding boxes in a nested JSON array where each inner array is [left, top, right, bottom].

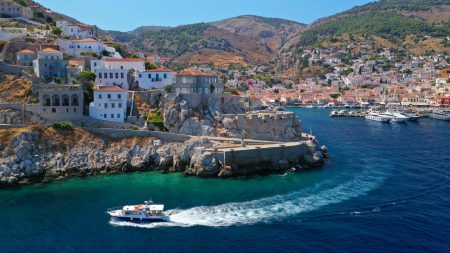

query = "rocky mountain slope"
[[101, 15, 306, 67]]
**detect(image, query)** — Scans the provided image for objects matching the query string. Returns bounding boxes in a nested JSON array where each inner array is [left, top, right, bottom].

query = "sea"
[[0, 108, 449, 253]]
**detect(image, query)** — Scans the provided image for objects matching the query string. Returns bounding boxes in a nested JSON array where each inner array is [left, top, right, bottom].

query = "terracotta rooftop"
[[96, 86, 126, 92], [146, 67, 174, 72], [68, 60, 84, 66], [62, 38, 98, 43], [104, 58, 144, 62], [41, 47, 61, 53], [178, 69, 214, 76], [17, 49, 35, 54]]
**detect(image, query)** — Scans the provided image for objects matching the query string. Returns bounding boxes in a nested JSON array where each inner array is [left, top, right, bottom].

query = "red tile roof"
[[63, 38, 98, 43], [17, 49, 35, 54], [104, 58, 144, 62], [147, 67, 174, 72], [178, 69, 214, 76], [41, 47, 61, 53], [96, 86, 126, 92]]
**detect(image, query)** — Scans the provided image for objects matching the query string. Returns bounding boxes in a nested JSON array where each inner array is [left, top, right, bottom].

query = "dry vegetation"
[[0, 74, 33, 103]]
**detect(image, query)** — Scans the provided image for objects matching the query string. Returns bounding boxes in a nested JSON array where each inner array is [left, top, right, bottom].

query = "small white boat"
[[107, 200, 169, 223], [365, 112, 390, 122]]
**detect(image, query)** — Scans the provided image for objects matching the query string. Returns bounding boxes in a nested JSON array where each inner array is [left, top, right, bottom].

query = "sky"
[[35, 0, 374, 31]]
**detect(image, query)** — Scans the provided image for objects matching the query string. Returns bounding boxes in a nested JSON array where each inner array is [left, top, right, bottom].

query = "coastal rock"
[[186, 151, 220, 177]]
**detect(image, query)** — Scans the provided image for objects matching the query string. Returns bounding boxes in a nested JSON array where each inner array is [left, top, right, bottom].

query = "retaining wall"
[[210, 141, 315, 167]]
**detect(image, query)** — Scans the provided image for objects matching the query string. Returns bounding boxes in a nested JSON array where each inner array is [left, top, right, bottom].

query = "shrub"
[[130, 125, 140, 130], [163, 85, 172, 93], [52, 121, 73, 131], [146, 110, 165, 130], [51, 27, 62, 36], [24, 87, 32, 96]]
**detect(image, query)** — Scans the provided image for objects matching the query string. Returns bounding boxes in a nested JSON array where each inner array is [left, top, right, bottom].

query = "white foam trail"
[[110, 169, 388, 229]]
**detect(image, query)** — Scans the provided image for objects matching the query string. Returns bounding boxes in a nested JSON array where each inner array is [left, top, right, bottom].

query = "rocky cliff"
[[0, 126, 326, 188]]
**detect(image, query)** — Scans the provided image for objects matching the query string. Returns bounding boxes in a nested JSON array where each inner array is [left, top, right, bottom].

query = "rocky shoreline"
[[0, 126, 327, 189]]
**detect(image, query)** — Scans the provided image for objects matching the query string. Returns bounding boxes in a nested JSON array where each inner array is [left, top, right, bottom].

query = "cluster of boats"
[[365, 110, 420, 123]]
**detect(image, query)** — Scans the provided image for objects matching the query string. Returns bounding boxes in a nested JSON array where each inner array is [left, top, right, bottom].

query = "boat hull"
[[113, 216, 168, 223]]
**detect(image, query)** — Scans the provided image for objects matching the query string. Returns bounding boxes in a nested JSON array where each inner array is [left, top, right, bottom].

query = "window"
[[111, 103, 115, 108], [99, 94, 102, 99], [104, 73, 107, 79], [109, 73, 113, 78], [115, 73, 118, 79], [148, 74, 151, 78], [121, 73, 124, 78], [66, 108, 69, 112], [118, 94, 121, 99], [104, 103, 108, 108], [139, 74, 142, 78], [118, 103, 122, 108], [94, 62, 97, 67], [98, 74, 102, 79], [52, 108, 56, 113], [111, 114, 114, 118], [164, 73, 167, 78], [104, 114, 107, 118], [107, 94, 111, 99], [117, 114, 120, 118], [74, 108, 77, 113]]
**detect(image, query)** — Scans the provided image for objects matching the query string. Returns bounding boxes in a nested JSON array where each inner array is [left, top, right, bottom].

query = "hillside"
[[101, 15, 306, 67], [297, 0, 450, 47], [275, 0, 450, 78]]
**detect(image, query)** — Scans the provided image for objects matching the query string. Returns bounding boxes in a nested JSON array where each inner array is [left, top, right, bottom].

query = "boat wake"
[[109, 169, 388, 229]]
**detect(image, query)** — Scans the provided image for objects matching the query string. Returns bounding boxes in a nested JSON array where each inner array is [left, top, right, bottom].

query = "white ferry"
[[365, 112, 390, 122], [107, 200, 169, 223]]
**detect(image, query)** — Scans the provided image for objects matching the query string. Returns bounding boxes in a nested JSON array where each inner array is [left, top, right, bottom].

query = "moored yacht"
[[365, 112, 390, 122], [107, 200, 169, 223], [385, 111, 408, 123]]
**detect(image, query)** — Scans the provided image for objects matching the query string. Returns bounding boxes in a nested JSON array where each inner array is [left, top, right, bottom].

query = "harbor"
[[330, 108, 450, 122]]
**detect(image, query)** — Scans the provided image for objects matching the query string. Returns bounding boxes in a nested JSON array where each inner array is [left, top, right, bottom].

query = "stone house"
[[33, 47, 67, 82], [0, 0, 33, 19], [35, 84, 84, 122], [58, 38, 113, 58], [89, 86, 128, 123], [172, 69, 224, 94], [16, 49, 36, 66], [56, 20, 93, 39], [135, 67, 175, 89], [0, 27, 26, 41], [90, 58, 145, 90]]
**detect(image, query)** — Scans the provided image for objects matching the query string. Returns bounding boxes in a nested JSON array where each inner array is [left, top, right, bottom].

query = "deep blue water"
[[0, 108, 449, 253]]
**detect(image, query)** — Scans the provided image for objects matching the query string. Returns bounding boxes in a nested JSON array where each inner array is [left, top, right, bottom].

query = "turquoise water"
[[0, 108, 449, 252]]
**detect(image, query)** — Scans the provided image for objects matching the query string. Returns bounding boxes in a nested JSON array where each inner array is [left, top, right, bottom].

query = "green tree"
[[51, 27, 62, 36]]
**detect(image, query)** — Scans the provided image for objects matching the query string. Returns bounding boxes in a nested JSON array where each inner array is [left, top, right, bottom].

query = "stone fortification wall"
[[83, 128, 190, 143], [222, 111, 303, 141]]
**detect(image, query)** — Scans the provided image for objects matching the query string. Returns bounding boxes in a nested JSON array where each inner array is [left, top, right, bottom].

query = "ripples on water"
[[0, 108, 449, 252]]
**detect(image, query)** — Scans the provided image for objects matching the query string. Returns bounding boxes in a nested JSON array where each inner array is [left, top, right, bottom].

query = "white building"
[[91, 58, 146, 89], [135, 67, 175, 89], [56, 20, 93, 39], [89, 86, 128, 123], [0, 27, 26, 41], [58, 38, 114, 58]]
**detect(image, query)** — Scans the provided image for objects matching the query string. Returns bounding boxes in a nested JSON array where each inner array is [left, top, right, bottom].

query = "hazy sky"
[[35, 0, 374, 31]]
